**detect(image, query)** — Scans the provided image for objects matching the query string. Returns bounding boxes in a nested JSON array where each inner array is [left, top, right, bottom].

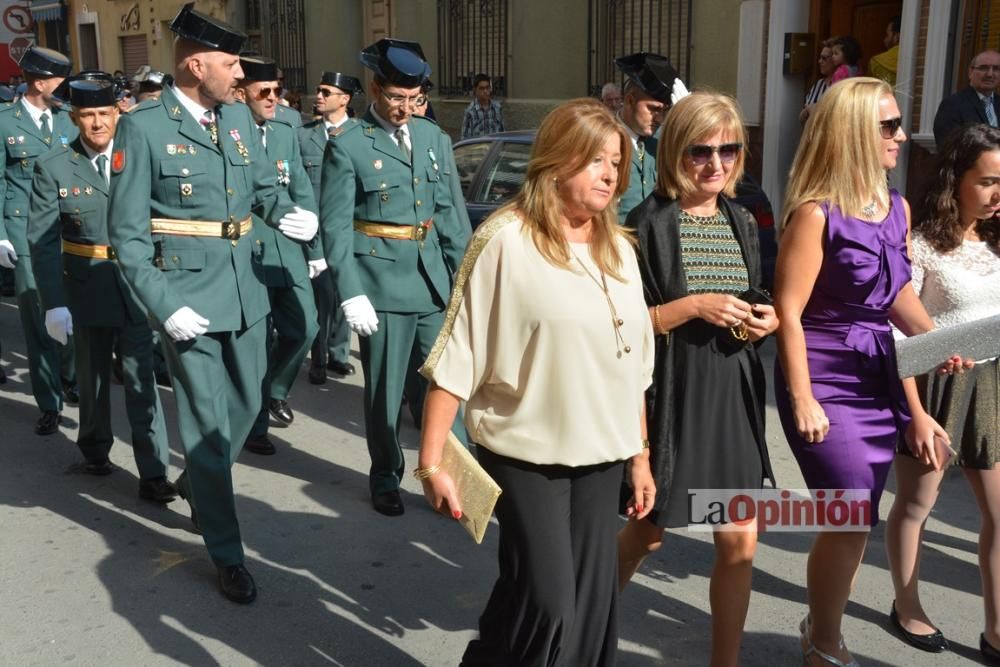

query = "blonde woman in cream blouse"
[[417, 98, 656, 667], [885, 123, 1000, 663]]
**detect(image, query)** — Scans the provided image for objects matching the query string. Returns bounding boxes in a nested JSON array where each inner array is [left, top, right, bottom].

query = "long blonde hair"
[[656, 91, 747, 200], [497, 97, 632, 280], [780, 77, 894, 235]]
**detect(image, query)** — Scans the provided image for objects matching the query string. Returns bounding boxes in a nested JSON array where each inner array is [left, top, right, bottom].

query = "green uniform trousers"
[[167, 317, 266, 567], [14, 255, 73, 413], [360, 310, 467, 495], [309, 272, 351, 367], [75, 321, 169, 478], [250, 280, 319, 437]]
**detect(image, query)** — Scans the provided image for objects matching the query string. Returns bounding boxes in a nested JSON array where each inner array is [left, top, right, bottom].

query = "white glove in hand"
[[163, 306, 210, 341], [671, 78, 691, 106], [341, 295, 379, 337], [44, 307, 73, 345], [307, 258, 328, 279], [278, 206, 319, 242], [0, 239, 17, 269]]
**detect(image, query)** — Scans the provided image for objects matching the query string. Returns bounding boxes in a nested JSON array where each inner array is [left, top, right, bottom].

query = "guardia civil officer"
[[320, 39, 469, 517], [0, 46, 78, 435], [299, 71, 363, 385], [108, 3, 314, 603], [27, 79, 174, 501], [235, 54, 322, 455], [615, 52, 688, 220]]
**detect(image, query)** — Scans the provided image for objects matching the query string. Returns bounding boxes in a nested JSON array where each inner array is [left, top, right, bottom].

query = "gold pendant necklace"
[[569, 246, 631, 358]]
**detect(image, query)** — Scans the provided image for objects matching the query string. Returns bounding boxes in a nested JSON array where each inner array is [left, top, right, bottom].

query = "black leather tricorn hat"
[[169, 2, 246, 55], [614, 52, 679, 103], [359, 38, 430, 87], [68, 80, 117, 108], [239, 55, 278, 82], [19, 46, 72, 78], [55, 70, 114, 103], [320, 72, 364, 95]]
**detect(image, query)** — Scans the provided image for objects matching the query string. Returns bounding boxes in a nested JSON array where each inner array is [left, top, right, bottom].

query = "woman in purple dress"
[[775, 78, 957, 666]]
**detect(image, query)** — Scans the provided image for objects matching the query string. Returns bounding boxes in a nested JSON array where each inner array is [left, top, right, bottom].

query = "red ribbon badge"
[[111, 149, 125, 173]]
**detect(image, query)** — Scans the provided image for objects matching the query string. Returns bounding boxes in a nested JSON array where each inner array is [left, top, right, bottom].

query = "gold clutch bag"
[[441, 432, 502, 544]]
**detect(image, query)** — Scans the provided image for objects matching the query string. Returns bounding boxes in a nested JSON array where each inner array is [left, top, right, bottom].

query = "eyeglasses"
[[316, 87, 348, 97], [685, 143, 743, 165], [972, 65, 1000, 73], [253, 86, 281, 100], [380, 90, 427, 108], [879, 116, 903, 139]]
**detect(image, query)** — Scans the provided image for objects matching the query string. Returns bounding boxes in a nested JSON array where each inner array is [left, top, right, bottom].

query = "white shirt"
[[369, 104, 410, 152], [618, 113, 642, 154], [20, 97, 51, 132], [79, 139, 114, 186], [324, 115, 349, 133], [256, 122, 267, 148], [170, 85, 213, 124]]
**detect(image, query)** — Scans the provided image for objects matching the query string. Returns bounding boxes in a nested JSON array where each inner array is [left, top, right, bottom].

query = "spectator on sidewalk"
[[869, 16, 902, 87], [461, 73, 504, 139], [933, 49, 1000, 150], [830, 35, 862, 84], [601, 81, 622, 112]]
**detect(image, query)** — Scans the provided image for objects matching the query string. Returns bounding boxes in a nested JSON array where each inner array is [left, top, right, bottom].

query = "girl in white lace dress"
[[885, 123, 1000, 664]]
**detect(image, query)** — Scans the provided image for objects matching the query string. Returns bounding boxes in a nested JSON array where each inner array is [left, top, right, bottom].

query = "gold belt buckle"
[[222, 221, 240, 240], [414, 224, 427, 242], [106, 246, 118, 260]]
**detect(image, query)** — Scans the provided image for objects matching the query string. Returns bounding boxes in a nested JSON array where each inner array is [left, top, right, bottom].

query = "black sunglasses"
[[253, 86, 281, 100], [879, 116, 903, 139], [685, 143, 743, 166]]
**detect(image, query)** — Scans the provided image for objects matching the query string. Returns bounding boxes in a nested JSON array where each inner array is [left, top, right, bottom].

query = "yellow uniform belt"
[[150, 215, 253, 240], [353, 218, 433, 241], [62, 239, 116, 260]]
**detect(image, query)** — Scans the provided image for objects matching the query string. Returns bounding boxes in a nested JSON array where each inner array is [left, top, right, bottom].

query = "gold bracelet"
[[653, 305, 664, 335], [413, 464, 441, 480], [641, 439, 650, 450]]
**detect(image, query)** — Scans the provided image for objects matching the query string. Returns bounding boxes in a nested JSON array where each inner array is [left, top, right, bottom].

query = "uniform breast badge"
[[373, 159, 382, 170], [5, 136, 13, 145], [180, 183, 193, 197], [71, 186, 80, 196], [428, 148, 438, 172], [58, 188, 67, 198], [83, 186, 93, 196], [166, 144, 177, 155], [276, 160, 290, 186], [177, 144, 187, 155]]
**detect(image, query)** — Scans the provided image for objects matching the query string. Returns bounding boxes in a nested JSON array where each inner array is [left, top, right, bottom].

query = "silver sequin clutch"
[[895, 314, 1000, 378]]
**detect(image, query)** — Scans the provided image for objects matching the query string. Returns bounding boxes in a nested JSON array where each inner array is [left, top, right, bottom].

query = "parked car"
[[452, 130, 777, 288]]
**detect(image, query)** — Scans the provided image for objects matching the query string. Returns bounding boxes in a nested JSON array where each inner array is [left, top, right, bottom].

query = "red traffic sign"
[[3, 5, 34, 35], [9, 36, 32, 66]]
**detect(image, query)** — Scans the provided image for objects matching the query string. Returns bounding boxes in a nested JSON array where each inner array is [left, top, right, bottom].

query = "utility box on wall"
[[783, 32, 815, 75]]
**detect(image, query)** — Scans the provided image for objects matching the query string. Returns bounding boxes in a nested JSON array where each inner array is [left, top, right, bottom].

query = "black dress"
[[626, 193, 775, 528]]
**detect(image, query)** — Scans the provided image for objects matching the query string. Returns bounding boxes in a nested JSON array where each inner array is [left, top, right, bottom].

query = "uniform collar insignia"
[[171, 106, 182, 116]]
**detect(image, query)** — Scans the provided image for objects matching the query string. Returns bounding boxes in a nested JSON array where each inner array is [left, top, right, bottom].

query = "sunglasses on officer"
[[879, 116, 903, 139], [685, 143, 743, 166], [252, 86, 282, 100], [316, 87, 349, 97]]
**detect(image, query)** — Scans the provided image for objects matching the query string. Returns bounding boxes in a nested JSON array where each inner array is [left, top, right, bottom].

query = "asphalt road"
[[0, 296, 987, 666]]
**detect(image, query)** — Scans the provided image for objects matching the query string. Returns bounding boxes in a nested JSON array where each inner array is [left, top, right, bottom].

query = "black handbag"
[[718, 287, 772, 353]]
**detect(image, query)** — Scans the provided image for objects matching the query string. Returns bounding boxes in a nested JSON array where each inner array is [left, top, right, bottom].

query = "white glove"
[[44, 307, 73, 345], [0, 239, 17, 269], [278, 206, 319, 242], [163, 306, 210, 341], [671, 78, 691, 106], [307, 258, 328, 279], [341, 295, 379, 337]]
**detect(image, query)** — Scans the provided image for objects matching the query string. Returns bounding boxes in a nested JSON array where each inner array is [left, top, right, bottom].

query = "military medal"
[[229, 129, 241, 142], [83, 186, 93, 196], [17, 136, 24, 144], [58, 188, 67, 198], [428, 148, 439, 172], [59, 135, 68, 146], [177, 144, 187, 155], [166, 144, 177, 155], [188, 145, 197, 155], [373, 159, 382, 170], [71, 186, 80, 196], [180, 183, 193, 197], [5, 137, 13, 145], [276, 160, 290, 186]]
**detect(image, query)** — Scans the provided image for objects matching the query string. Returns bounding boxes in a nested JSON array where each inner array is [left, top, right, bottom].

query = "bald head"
[[172, 36, 244, 106]]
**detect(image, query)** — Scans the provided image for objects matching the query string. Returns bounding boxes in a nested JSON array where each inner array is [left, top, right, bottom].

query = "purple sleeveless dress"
[[774, 190, 912, 525]]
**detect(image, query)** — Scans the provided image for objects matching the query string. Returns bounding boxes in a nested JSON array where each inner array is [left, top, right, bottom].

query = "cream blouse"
[[421, 210, 655, 466]]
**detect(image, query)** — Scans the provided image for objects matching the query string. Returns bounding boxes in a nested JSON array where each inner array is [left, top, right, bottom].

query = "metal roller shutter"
[[119, 34, 148, 77]]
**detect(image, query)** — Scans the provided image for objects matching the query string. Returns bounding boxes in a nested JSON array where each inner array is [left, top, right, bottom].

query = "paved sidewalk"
[[0, 297, 986, 665]]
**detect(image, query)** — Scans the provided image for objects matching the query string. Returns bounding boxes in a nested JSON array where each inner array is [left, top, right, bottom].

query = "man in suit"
[[934, 49, 1000, 150], [299, 72, 363, 385], [0, 46, 78, 435], [615, 52, 679, 221], [234, 54, 322, 455], [108, 3, 312, 603], [28, 79, 175, 501], [320, 39, 469, 517]]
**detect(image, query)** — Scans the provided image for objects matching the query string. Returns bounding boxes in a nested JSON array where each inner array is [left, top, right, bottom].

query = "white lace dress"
[[910, 234, 1000, 467]]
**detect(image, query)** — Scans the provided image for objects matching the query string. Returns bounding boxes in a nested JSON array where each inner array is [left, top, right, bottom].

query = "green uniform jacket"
[[28, 138, 145, 328], [0, 100, 78, 253], [298, 118, 329, 200], [619, 134, 657, 222], [319, 111, 469, 313], [108, 86, 296, 332], [249, 114, 319, 288], [274, 103, 302, 128]]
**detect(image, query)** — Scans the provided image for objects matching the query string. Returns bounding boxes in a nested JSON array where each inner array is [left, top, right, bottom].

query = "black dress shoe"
[[372, 490, 405, 516], [268, 399, 294, 426], [84, 459, 116, 476], [890, 601, 948, 653], [139, 477, 177, 503], [308, 365, 327, 385], [327, 359, 356, 376], [983, 633, 1000, 665], [34, 410, 61, 435], [62, 383, 79, 406], [218, 564, 257, 604], [155, 371, 172, 387], [244, 433, 276, 456]]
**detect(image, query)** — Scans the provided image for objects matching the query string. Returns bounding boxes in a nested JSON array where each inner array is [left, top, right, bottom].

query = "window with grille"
[[587, 0, 692, 96], [436, 0, 509, 97]]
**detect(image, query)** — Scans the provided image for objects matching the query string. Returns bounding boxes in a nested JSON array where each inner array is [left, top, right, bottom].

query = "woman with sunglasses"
[[776, 78, 959, 666], [884, 123, 1000, 663], [801, 39, 837, 124], [617, 91, 778, 666]]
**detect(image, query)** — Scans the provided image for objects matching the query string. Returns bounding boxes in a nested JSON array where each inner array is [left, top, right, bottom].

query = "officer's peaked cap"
[[360, 38, 430, 87], [239, 55, 279, 83], [320, 72, 364, 96], [19, 46, 72, 78], [68, 80, 117, 109], [614, 52, 678, 103]]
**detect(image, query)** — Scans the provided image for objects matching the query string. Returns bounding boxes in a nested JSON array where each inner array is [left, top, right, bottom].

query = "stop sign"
[[9, 36, 32, 66]]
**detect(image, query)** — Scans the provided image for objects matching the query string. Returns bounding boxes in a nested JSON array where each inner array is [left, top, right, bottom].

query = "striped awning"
[[29, 0, 64, 23]]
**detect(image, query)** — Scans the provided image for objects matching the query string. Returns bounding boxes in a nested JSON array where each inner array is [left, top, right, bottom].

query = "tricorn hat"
[[614, 52, 679, 103], [320, 72, 364, 96], [359, 39, 430, 87], [239, 55, 279, 83], [68, 80, 117, 109], [19, 46, 72, 78], [169, 2, 246, 55]]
